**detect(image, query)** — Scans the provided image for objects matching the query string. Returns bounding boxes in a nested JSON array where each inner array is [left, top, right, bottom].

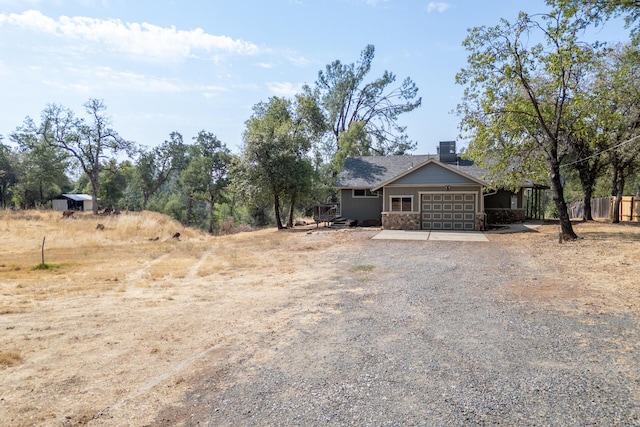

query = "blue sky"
[[0, 0, 631, 154]]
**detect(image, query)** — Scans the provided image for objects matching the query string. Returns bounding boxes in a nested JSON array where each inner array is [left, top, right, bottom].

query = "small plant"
[[0, 351, 22, 367], [32, 263, 62, 271]]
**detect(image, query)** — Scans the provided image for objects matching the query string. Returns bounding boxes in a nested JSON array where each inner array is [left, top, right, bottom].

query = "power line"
[[560, 133, 640, 168]]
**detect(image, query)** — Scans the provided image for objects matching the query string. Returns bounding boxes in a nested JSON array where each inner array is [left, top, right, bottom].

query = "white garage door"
[[421, 193, 476, 230]]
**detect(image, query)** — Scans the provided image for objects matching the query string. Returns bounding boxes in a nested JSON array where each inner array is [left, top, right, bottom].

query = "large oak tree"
[[17, 99, 132, 213], [456, 10, 600, 240]]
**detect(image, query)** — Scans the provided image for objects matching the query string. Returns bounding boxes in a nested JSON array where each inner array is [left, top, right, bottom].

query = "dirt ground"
[[0, 211, 639, 426]]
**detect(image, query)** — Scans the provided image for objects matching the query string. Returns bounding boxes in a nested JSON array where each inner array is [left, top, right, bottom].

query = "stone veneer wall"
[[381, 212, 421, 230], [486, 209, 525, 224]]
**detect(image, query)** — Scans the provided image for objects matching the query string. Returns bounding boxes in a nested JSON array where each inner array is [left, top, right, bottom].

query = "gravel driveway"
[[154, 231, 640, 426]]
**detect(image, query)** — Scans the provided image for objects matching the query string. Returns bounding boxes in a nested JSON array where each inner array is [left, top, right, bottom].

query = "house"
[[51, 194, 97, 212], [335, 142, 537, 231]]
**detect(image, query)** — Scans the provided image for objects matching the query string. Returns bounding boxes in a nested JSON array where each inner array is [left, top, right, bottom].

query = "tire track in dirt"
[[124, 252, 172, 283], [185, 250, 211, 280]]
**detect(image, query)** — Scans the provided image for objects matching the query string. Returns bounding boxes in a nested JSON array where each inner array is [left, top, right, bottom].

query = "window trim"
[[389, 195, 414, 212], [352, 188, 379, 198]]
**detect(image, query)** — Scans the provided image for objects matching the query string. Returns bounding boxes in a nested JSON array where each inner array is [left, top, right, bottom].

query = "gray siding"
[[382, 185, 482, 212], [340, 189, 383, 222], [392, 163, 479, 185]]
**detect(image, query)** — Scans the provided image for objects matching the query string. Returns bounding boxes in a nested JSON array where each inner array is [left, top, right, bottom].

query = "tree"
[[594, 45, 640, 222], [136, 132, 187, 210], [237, 96, 321, 229], [10, 119, 71, 208], [309, 45, 421, 166], [0, 137, 18, 208], [28, 99, 132, 213], [551, 0, 640, 41], [456, 10, 599, 240], [99, 159, 136, 209], [180, 131, 231, 233]]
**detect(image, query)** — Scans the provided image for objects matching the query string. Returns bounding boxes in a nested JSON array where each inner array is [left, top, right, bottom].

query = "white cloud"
[[0, 10, 260, 60], [266, 82, 303, 97], [426, 2, 450, 13], [287, 54, 311, 68], [39, 65, 184, 93]]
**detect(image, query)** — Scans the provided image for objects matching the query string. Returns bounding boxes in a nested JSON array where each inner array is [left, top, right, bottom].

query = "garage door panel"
[[421, 193, 476, 231]]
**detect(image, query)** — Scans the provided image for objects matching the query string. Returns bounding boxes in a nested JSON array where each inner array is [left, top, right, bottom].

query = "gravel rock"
[[155, 234, 640, 426]]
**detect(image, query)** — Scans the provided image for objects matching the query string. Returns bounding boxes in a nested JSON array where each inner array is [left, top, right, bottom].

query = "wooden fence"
[[569, 196, 640, 222]]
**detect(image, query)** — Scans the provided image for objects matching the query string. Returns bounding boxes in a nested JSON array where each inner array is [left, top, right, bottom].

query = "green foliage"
[[236, 96, 321, 229], [311, 45, 421, 162], [99, 159, 135, 208], [135, 131, 187, 210], [0, 137, 16, 208], [32, 263, 62, 271], [456, 8, 596, 238], [550, 0, 640, 42], [16, 99, 134, 213], [9, 121, 71, 208], [180, 130, 231, 233]]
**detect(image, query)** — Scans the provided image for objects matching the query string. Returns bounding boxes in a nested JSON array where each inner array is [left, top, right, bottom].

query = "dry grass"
[[0, 209, 339, 426], [1, 211, 639, 426], [0, 351, 22, 367], [491, 220, 640, 317]]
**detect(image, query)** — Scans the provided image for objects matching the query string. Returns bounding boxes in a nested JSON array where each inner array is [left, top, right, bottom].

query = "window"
[[353, 189, 378, 198], [390, 196, 413, 212]]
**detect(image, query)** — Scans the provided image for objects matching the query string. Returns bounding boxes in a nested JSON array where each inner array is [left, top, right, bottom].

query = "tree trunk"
[[208, 197, 215, 234], [549, 162, 578, 240], [274, 193, 284, 230], [39, 181, 44, 207], [90, 175, 100, 214], [576, 161, 595, 221], [142, 193, 149, 211], [612, 171, 625, 224], [287, 194, 296, 228], [582, 190, 593, 221]]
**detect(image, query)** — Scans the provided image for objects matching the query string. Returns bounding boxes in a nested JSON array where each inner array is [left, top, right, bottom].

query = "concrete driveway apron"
[[372, 229, 489, 242]]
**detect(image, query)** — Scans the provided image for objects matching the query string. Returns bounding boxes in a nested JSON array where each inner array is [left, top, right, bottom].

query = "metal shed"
[[52, 194, 97, 212]]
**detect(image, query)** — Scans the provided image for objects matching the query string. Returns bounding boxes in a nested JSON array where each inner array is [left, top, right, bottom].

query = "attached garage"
[[421, 193, 476, 230]]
